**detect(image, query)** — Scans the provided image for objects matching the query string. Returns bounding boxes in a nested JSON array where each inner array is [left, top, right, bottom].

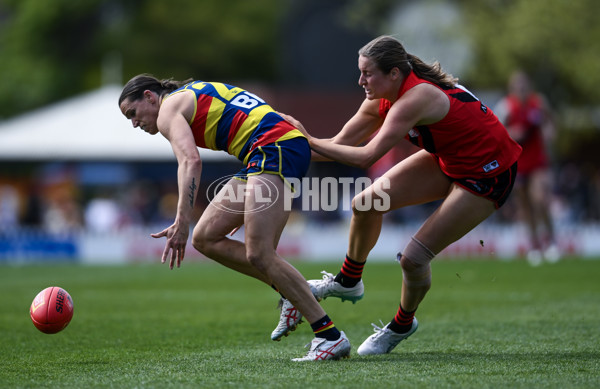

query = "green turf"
[[1, 258, 599, 388]]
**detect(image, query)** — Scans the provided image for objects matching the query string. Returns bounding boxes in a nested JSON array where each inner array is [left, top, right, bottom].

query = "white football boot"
[[307, 271, 364, 303], [271, 298, 303, 341], [292, 331, 351, 361], [357, 318, 418, 356]]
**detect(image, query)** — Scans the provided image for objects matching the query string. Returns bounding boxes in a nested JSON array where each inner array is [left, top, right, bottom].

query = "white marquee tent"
[[0, 85, 232, 162]]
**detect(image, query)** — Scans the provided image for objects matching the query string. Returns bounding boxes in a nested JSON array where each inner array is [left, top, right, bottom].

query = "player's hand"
[[151, 223, 189, 269], [278, 112, 311, 139]]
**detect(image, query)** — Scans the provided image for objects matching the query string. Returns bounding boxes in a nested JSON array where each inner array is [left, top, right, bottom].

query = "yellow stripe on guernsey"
[[275, 129, 304, 143], [228, 105, 272, 157], [210, 83, 243, 101], [203, 98, 226, 151]]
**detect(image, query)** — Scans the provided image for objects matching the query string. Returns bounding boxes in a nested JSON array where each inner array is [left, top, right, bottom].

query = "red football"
[[30, 286, 74, 334]]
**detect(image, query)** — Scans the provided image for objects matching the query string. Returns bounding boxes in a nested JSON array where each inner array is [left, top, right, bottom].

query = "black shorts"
[[449, 162, 518, 209]]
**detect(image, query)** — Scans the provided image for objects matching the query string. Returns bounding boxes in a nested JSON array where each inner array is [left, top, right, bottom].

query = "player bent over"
[[119, 75, 350, 361]]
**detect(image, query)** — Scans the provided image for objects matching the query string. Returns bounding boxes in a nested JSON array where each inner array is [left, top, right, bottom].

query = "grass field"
[[1, 258, 599, 388]]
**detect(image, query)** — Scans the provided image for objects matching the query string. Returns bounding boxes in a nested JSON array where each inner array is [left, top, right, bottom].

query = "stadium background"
[[1, 0, 599, 263]]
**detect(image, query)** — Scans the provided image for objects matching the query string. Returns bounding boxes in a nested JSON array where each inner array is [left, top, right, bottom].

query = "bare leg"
[[243, 174, 326, 323], [348, 150, 450, 263], [529, 169, 555, 245], [400, 184, 496, 311], [192, 178, 271, 284]]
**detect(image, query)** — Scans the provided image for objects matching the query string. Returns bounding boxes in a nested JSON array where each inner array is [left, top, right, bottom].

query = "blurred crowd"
[[0, 158, 599, 236]]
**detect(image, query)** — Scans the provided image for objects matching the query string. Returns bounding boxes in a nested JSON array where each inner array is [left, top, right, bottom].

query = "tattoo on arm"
[[188, 178, 197, 208]]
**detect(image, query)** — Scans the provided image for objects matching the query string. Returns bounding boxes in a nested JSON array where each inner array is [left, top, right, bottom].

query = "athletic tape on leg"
[[404, 237, 435, 266], [399, 237, 435, 287]]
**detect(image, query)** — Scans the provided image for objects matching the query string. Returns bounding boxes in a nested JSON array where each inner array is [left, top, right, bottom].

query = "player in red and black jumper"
[[495, 70, 560, 264], [281, 35, 522, 355]]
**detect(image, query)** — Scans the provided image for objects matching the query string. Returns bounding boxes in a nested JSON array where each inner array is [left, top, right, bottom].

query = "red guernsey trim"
[[227, 110, 248, 149], [248, 122, 294, 153], [191, 94, 213, 148]]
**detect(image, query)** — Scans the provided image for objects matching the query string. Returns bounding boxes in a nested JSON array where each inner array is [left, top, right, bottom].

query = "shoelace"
[[370, 319, 388, 338], [319, 271, 335, 284]]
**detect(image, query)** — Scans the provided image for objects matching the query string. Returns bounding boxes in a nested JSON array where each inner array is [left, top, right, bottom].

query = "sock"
[[388, 305, 416, 334], [311, 315, 341, 341], [334, 254, 365, 288]]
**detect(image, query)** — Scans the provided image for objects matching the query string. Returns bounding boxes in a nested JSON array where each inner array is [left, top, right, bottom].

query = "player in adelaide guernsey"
[[119, 75, 350, 361]]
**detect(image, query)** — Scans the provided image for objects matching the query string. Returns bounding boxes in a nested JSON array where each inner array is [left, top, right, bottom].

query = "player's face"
[[358, 56, 397, 101], [120, 92, 160, 135]]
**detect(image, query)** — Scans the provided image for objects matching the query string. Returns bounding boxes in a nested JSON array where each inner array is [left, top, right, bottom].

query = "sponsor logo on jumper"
[[483, 160, 499, 172]]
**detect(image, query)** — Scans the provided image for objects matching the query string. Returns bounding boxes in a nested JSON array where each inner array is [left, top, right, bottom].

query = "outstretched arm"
[[280, 98, 383, 161], [292, 84, 448, 169], [153, 94, 203, 269]]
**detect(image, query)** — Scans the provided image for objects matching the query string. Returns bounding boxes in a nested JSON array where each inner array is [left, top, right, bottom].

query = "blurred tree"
[[343, 0, 600, 107], [278, 0, 372, 88], [0, 0, 282, 119], [2, 0, 598, 120], [461, 0, 600, 106], [119, 0, 281, 82], [0, 0, 107, 117]]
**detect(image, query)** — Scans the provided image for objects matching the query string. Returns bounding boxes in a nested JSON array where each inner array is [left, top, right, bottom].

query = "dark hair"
[[118, 74, 192, 105], [358, 35, 457, 89]]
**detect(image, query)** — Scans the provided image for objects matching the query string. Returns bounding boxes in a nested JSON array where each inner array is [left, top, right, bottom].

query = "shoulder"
[[391, 83, 449, 124], [161, 89, 195, 114], [157, 90, 196, 129], [398, 72, 448, 106]]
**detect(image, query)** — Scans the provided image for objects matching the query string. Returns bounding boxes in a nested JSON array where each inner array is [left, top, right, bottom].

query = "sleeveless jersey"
[[379, 72, 522, 178], [503, 94, 548, 174], [168, 81, 304, 163]]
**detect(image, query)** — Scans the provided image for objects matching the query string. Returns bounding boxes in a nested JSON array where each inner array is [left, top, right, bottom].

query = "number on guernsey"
[[231, 91, 265, 109]]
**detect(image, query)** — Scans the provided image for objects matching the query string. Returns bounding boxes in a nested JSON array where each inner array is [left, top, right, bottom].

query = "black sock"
[[310, 315, 340, 341], [333, 254, 365, 288]]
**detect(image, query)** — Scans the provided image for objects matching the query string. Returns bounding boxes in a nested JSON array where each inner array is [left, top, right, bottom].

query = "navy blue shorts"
[[450, 162, 518, 209], [235, 137, 310, 185]]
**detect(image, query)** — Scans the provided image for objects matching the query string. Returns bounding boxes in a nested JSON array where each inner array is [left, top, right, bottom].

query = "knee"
[[351, 194, 381, 218], [399, 237, 435, 289], [400, 255, 425, 273], [191, 226, 213, 255], [400, 256, 432, 291], [246, 252, 269, 274], [191, 234, 208, 255]]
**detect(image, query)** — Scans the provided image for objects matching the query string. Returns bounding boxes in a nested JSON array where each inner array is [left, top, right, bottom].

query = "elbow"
[[181, 154, 203, 171], [191, 157, 203, 173], [191, 155, 202, 169], [356, 160, 372, 170], [356, 154, 376, 170]]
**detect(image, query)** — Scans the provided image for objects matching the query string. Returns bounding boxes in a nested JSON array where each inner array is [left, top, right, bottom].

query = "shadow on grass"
[[344, 350, 600, 364]]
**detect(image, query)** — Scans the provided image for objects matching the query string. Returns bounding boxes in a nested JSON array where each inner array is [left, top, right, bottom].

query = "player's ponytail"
[[359, 36, 457, 90], [119, 74, 192, 105], [406, 53, 457, 89]]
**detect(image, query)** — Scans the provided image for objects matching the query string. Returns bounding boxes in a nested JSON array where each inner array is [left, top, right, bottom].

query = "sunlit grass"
[[1, 259, 599, 388]]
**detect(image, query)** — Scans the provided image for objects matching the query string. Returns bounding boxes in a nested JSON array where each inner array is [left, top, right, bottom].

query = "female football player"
[[119, 75, 350, 361], [280, 35, 522, 355]]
